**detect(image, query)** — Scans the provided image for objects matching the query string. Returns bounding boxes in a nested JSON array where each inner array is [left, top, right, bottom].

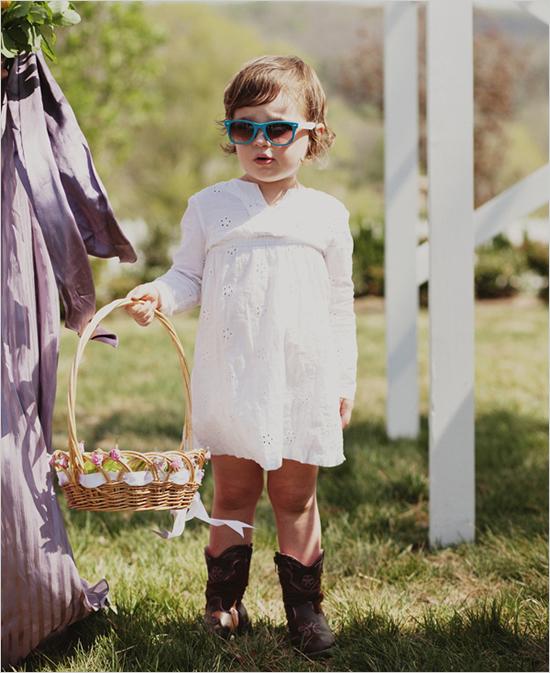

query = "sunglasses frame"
[[223, 119, 319, 147]]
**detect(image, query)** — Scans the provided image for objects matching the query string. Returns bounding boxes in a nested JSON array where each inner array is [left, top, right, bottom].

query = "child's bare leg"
[[268, 460, 334, 655], [267, 459, 321, 564], [208, 454, 264, 555]]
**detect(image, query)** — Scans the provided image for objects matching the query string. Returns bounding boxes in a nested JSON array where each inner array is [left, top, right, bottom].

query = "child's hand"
[[339, 398, 354, 429], [125, 283, 161, 327]]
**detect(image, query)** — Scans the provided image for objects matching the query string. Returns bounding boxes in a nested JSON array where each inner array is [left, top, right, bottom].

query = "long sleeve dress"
[[1, 52, 136, 666], [154, 178, 357, 470]]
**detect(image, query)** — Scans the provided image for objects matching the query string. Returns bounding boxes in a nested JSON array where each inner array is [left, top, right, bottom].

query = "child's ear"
[[316, 123, 326, 135]]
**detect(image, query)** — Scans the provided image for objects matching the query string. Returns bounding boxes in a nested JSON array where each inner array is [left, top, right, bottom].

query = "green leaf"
[[3, 2, 33, 22], [47, 0, 70, 15], [27, 23, 42, 51], [1, 32, 18, 58], [6, 24, 29, 51], [39, 32, 56, 61], [83, 461, 98, 474], [1, 29, 20, 54], [39, 21, 54, 43], [103, 459, 123, 472], [57, 8, 80, 26], [27, 6, 50, 25]]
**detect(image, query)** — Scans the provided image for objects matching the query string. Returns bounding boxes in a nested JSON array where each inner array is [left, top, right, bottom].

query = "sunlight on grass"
[[19, 298, 548, 672]]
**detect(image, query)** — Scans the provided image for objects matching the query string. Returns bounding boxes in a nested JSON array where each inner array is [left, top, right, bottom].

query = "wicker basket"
[[51, 297, 208, 512]]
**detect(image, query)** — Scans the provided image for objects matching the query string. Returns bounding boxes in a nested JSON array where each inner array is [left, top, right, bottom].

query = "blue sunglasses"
[[223, 119, 319, 147]]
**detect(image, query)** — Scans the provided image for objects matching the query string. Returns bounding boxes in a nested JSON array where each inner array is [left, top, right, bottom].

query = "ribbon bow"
[[154, 492, 253, 540]]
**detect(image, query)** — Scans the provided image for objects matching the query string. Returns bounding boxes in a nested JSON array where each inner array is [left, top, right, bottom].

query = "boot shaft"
[[205, 543, 252, 610], [274, 551, 325, 609]]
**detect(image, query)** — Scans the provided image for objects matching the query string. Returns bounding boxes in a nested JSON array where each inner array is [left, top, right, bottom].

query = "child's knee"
[[215, 481, 262, 511], [268, 485, 316, 515]]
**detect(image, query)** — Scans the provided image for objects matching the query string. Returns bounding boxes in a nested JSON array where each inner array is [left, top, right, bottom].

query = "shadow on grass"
[[319, 407, 547, 547], [18, 598, 548, 672], [334, 601, 548, 673], [61, 407, 547, 545]]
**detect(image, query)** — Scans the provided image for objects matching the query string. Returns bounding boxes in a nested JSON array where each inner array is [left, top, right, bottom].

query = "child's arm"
[[325, 204, 358, 419], [126, 196, 206, 326], [153, 196, 206, 315]]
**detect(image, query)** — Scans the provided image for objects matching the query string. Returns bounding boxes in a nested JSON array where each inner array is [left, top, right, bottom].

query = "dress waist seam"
[[206, 236, 325, 257]]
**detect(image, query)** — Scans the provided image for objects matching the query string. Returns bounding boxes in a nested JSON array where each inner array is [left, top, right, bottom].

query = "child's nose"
[[253, 129, 270, 146]]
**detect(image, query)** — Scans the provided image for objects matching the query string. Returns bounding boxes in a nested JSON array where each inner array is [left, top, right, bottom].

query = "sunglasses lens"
[[266, 122, 294, 145], [229, 121, 254, 144]]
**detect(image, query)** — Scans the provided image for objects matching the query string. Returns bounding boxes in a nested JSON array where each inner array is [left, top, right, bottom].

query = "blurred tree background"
[[48, 1, 549, 305]]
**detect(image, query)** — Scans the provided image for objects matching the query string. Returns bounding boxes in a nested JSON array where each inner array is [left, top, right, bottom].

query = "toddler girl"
[[126, 55, 357, 658]]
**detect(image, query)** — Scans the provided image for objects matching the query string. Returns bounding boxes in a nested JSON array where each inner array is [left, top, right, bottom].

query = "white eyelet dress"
[[153, 178, 357, 470]]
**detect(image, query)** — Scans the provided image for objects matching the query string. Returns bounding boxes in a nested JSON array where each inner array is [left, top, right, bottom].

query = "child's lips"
[[254, 156, 275, 165]]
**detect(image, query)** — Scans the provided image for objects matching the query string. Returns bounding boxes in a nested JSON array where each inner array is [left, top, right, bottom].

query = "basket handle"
[[67, 298, 193, 471]]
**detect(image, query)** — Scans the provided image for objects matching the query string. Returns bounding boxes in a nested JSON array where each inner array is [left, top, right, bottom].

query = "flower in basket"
[[49, 452, 70, 486], [80, 449, 107, 474], [170, 457, 184, 472], [151, 456, 169, 482], [101, 446, 127, 476], [49, 452, 68, 470], [91, 450, 104, 466], [78, 449, 111, 488], [168, 456, 190, 485], [109, 447, 122, 461]]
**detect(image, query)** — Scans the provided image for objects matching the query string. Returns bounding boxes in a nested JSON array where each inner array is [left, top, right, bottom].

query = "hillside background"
[[49, 1, 548, 302]]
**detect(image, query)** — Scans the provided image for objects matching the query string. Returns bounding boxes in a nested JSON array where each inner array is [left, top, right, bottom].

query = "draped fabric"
[[1, 52, 136, 666]]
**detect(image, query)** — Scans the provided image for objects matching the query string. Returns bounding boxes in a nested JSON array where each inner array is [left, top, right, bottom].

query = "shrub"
[[521, 236, 549, 303], [352, 214, 384, 298], [474, 234, 528, 299]]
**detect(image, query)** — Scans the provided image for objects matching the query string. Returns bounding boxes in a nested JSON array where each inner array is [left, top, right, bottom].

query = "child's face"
[[233, 92, 320, 184]]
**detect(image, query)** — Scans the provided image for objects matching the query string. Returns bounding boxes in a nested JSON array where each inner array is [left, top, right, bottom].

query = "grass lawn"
[[17, 297, 548, 672]]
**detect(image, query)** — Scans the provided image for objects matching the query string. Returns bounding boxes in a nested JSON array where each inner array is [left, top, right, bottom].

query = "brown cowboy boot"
[[204, 543, 253, 638], [274, 550, 335, 657]]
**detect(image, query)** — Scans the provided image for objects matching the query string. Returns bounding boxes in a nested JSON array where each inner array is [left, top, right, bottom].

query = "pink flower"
[[170, 458, 184, 471], [91, 451, 104, 467], [109, 448, 122, 461], [50, 454, 68, 469]]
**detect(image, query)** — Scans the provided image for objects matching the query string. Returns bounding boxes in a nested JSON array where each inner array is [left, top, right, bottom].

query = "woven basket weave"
[[52, 297, 208, 512]]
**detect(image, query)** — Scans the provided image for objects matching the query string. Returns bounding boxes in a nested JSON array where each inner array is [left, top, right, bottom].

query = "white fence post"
[[416, 164, 550, 286], [427, 0, 475, 546], [384, 0, 419, 439]]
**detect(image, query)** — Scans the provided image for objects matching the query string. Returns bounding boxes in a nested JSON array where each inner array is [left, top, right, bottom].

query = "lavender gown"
[[1, 52, 136, 666]]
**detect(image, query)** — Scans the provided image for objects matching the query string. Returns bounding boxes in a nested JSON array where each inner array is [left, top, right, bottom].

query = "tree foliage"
[[336, 7, 527, 207], [49, 1, 164, 179], [115, 3, 278, 274]]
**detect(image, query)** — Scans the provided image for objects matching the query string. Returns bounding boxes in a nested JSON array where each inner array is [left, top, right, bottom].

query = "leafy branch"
[[1, 0, 80, 61]]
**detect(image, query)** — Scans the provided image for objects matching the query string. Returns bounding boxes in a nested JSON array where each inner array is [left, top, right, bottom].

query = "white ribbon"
[[154, 492, 253, 540]]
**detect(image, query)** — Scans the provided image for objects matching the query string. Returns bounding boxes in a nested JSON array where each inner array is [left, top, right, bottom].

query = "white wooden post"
[[416, 164, 550, 286], [384, 1, 419, 439], [427, 0, 475, 546], [520, 0, 550, 24]]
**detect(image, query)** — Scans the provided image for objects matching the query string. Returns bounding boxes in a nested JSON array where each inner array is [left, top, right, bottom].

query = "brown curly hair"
[[216, 55, 336, 163]]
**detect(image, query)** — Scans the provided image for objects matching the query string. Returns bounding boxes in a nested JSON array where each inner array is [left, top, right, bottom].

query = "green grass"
[[16, 298, 548, 672]]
